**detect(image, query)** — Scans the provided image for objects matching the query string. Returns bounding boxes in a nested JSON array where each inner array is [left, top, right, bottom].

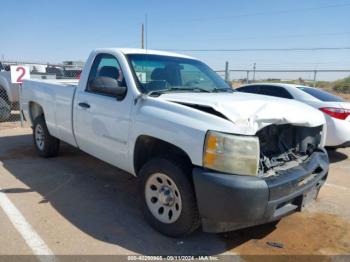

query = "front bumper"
[[192, 149, 329, 233]]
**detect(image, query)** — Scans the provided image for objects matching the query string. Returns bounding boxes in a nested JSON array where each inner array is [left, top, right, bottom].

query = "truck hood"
[[159, 92, 326, 134]]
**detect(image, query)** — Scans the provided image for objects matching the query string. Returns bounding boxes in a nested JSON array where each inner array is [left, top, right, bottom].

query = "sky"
[[1, 0, 350, 80]]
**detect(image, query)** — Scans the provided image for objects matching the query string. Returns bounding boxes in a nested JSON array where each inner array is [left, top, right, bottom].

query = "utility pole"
[[224, 61, 230, 83], [145, 14, 148, 50], [141, 23, 144, 49], [313, 70, 317, 87], [252, 63, 256, 82]]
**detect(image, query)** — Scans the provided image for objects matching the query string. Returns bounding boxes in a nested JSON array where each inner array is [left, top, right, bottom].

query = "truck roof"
[[94, 48, 197, 60]]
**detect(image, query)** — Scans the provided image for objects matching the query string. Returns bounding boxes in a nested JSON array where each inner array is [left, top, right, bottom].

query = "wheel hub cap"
[[145, 173, 182, 224], [159, 186, 175, 206]]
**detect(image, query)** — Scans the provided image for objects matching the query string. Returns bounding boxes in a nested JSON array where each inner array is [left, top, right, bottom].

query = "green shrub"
[[333, 84, 350, 93], [333, 76, 350, 94]]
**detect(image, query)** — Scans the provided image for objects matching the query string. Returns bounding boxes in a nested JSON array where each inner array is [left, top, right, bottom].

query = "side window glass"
[[237, 85, 260, 94], [87, 54, 126, 95], [259, 86, 293, 99]]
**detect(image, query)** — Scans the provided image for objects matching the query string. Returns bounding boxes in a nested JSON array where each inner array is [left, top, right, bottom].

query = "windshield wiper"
[[147, 87, 210, 97], [212, 88, 235, 93], [147, 86, 234, 97], [179, 87, 211, 93]]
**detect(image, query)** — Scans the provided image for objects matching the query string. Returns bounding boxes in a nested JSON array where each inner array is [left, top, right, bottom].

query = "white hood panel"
[[160, 92, 326, 134]]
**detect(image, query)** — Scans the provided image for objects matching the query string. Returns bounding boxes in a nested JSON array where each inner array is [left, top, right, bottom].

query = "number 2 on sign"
[[16, 67, 26, 83]]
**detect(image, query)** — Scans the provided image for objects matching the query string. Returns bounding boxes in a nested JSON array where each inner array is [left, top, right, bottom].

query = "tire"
[[33, 115, 60, 157], [139, 157, 200, 237]]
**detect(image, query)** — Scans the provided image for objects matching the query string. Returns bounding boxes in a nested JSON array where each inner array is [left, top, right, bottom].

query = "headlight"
[[203, 131, 260, 176]]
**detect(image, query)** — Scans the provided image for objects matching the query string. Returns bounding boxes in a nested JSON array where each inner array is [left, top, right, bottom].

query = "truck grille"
[[256, 124, 323, 175]]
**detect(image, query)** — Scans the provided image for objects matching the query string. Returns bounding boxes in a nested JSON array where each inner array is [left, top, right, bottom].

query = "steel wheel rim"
[[145, 173, 182, 224], [35, 124, 45, 150]]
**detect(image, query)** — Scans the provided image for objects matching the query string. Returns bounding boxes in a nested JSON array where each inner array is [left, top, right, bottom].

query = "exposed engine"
[[256, 124, 323, 176]]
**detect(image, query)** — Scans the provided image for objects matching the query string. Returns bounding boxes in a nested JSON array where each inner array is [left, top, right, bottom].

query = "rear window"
[[237, 85, 293, 99], [299, 87, 344, 102], [259, 85, 293, 99], [236, 85, 260, 93]]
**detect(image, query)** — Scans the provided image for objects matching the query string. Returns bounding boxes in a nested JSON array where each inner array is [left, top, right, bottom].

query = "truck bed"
[[22, 79, 79, 147]]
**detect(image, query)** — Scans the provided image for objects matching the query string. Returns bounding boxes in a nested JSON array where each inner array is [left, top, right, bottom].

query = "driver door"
[[74, 53, 131, 171]]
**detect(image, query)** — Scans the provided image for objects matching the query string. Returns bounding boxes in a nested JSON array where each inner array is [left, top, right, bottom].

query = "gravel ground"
[[0, 127, 349, 259]]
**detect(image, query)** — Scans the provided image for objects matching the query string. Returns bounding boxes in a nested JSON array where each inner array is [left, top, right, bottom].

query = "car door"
[[74, 53, 132, 171]]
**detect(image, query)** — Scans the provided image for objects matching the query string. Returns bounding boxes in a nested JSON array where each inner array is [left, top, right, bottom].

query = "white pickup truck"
[[22, 48, 329, 237]]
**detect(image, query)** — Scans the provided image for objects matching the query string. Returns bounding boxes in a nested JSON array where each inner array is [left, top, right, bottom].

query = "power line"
[[151, 32, 350, 43], [227, 69, 350, 73], [162, 47, 350, 52], [157, 3, 350, 23]]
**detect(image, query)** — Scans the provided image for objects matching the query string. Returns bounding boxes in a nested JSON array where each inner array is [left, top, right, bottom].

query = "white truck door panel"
[[73, 53, 132, 172]]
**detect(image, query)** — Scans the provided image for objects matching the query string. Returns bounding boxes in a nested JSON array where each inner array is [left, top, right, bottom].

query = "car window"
[[87, 54, 125, 95], [259, 85, 293, 99], [180, 63, 217, 89], [298, 87, 344, 102], [127, 54, 231, 94], [236, 85, 260, 93]]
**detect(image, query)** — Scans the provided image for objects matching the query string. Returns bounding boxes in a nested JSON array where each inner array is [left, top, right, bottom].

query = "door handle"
[[78, 102, 90, 109]]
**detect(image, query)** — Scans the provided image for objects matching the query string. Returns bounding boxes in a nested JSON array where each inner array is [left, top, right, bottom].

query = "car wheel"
[[140, 157, 200, 237], [33, 115, 60, 157]]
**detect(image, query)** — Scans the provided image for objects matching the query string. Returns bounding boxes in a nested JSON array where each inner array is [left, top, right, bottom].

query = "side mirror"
[[89, 77, 127, 101]]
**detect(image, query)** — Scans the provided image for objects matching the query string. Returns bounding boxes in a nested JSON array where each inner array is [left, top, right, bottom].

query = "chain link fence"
[[0, 61, 83, 129], [216, 69, 350, 88], [0, 77, 21, 129], [0, 86, 12, 122]]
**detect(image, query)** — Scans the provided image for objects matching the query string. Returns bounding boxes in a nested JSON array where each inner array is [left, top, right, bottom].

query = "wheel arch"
[[133, 135, 193, 176], [29, 101, 44, 123]]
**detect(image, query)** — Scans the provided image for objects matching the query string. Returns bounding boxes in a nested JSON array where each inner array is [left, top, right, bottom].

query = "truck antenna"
[[145, 13, 148, 52]]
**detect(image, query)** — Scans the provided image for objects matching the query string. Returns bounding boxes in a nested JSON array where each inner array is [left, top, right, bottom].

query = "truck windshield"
[[127, 54, 233, 95]]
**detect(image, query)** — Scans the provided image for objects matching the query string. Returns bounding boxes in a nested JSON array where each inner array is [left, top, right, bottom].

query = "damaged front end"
[[257, 124, 324, 177], [193, 123, 329, 233]]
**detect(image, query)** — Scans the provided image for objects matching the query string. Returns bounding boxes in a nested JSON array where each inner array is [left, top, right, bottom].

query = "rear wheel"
[[33, 115, 60, 157], [140, 157, 200, 237]]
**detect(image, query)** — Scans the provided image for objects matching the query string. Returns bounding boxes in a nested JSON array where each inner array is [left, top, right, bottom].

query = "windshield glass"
[[298, 87, 344, 102], [127, 54, 232, 95]]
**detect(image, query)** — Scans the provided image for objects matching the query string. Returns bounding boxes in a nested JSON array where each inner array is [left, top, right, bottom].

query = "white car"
[[237, 83, 350, 148]]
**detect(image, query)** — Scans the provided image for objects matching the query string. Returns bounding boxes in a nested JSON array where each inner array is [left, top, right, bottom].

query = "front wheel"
[[33, 115, 60, 157], [139, 157, 200, 237]]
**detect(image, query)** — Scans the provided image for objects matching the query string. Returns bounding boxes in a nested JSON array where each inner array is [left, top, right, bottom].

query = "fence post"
[[252, 63, 256, 82], [246, 70, 250, 84], [19, 83, 23, 127], [224, 61, 229, 83], [313, 70, 317, 87]]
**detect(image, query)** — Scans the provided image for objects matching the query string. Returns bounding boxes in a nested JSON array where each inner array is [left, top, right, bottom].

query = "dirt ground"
[[0, 127, 349, 259]]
